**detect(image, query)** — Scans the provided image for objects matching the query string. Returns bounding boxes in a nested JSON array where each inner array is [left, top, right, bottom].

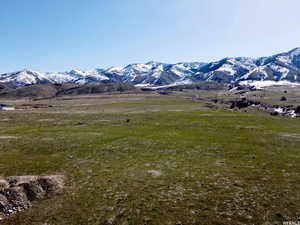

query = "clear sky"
[[1, 0, 300, 73]]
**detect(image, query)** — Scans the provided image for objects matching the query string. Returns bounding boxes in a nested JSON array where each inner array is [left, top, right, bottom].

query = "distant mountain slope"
[[0, 84, 68, 99], [0, 83, 137, 99], [55, 83, 136, 96], [1, 48, 299, 88]]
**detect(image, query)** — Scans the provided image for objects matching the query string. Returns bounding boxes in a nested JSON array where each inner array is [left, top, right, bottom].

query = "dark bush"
[[270, 111, 279, 116], [280, 96, 287, 101]]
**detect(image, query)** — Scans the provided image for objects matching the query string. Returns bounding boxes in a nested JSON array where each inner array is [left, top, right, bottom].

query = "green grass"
[[0, 94, 300, 225]]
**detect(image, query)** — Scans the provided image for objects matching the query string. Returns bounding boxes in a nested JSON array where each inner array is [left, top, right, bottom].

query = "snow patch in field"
[[274, 108, 284, 114], [136, 79, 192, 89], [135, 83, 151, 87], [239, 80, 300, 88]]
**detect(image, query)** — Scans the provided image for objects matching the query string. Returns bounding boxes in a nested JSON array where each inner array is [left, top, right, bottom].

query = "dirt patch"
[[279, 133, 300, 141], [0, 119, 11, 122], [16, 104, 53, 110], [168, 109, 184, 112], [147, 170, 163, 178], [235, 125, 263, 129], [0, 136, 17, 139], [38, 119, 55, 122]]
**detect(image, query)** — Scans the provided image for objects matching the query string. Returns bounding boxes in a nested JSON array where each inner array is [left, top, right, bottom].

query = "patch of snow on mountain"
[[171, 64, 191, 77], [234, 58, 257, 70], [239, 80, 300, 88], [152, 64, 165, 78], [105, 67, 124, 75], [46, 72, 77, 83], [135, 83, 151, 87], [289, 48, 300, 57], [180, 62, 206, 70], [269, 64, 290, 78], [277, 55, 292, 64], [75, 79, 87, 85], [89, 71, 109, 80], [216, 64, 235, 75], [69, 69, 88, 76], [136, 79, 192, 89], [241, 66, 269, 80], [174, 79, 193, 85], [132, 64, 153, 73]]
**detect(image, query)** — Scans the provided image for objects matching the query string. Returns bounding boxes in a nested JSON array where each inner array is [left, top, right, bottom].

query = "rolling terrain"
[[0, 88, 299, 225]]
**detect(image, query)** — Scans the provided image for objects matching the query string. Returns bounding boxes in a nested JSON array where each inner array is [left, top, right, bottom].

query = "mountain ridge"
[[1, 48, 300, 88]]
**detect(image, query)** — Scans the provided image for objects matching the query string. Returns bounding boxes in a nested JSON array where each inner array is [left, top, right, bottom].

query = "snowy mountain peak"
[[0, 70, 49, 87], [16, 69, 43, 76], [288, 47, 300, 56], [146, 61, 164, 67], [105, 67, 124, 73]]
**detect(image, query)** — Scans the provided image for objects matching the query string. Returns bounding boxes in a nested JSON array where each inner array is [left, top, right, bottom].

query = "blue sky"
[[1, 0, 300, 73]]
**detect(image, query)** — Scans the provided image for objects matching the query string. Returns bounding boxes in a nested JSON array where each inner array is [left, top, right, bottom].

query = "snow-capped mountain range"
[[1, 48, 300, 88]]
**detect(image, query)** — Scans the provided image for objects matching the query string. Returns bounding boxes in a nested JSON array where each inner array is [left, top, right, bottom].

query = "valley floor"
[[0, 91, 300, 225]]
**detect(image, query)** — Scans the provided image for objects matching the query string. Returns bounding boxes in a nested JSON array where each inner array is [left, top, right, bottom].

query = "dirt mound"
[[0, 175, 64, 219]]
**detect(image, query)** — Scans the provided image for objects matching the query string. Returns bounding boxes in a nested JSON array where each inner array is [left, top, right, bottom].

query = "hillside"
[[0, 84, 59, 99], [0, 83, 137, 99], [55, 83, 137, 96]]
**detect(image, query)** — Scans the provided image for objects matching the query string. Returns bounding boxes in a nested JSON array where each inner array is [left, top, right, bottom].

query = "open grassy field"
[[0, 92, 300, 225]]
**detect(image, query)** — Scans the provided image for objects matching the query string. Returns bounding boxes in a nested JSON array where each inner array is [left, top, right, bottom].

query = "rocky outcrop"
[[0, 175, 64, 219], [214, 97, 300, 118], [270, 106, 299, 117], [229, 98, 260, 109]]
